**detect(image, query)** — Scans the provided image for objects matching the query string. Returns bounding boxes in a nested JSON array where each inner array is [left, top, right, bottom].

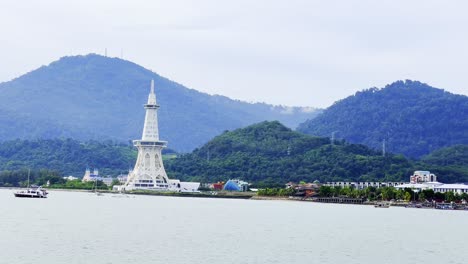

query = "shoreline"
[[3, 187, 466, 210]]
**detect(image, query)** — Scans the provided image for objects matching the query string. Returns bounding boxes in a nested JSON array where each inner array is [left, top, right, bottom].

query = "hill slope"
[[0, 54, 320, 152], [418, 145, 468, 183], [297, 80, 468, 158], [0, 126, 466, 186], [165, 121, 419, 185], [0, 139, 138, 176]]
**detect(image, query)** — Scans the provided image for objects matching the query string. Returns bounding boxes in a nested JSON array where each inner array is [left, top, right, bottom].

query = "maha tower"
[[123, 80, 199, 192], [124, 80, 171, 190]]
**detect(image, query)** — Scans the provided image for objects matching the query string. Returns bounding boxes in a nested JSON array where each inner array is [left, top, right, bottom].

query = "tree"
[[381, 187, 396, 201], [445, 191, 456, 203], [404, 192, 412, 202], [418, 191, 426, 202], [319, 186, 332, 197]]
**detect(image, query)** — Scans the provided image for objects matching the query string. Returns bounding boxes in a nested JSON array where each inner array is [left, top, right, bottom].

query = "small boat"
[[93, 178, 104, 196], [13, 169, 48, 198], [375, 202, 390, 208], [14, 185, 48, 198]]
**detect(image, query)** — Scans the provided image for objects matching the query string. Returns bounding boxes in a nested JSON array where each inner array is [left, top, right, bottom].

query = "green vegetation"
[[166, 121, 412, 185], [298, 80, 468, 158], [258, 185, 468, 203], [0, 169, 109, 189], [417, 145, 468, 183], [0, 54, 320, 152], [0, 122, 466, 188], [257, 188, 296, 196], [0, 138, 138, 176], [316, 185, 468, 203], [0, 169, 63, 187]]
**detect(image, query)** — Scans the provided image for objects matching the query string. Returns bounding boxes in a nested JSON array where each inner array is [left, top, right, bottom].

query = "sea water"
[[0, 189, 466, 264]]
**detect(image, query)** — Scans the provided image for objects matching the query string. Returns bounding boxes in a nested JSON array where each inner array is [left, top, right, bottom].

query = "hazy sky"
[[1, 0, 467, 107]]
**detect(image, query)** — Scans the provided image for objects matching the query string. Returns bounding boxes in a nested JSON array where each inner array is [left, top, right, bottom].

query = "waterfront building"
[[395, 171, 468, 194], [82, 168, 99, 182], [81, 168, 115, 186], [410, 171, 437, 183], [223, 179, 249, 192], [286, 182, 320, 197], [122, 80, 199, 192], [63, 175, 79, 181], [324, 181, 406, 190], [116, 174, 128, 184]]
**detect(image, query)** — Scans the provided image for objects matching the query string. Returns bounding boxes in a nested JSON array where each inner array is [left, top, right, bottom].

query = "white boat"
[[13, 169, 48, 198], [93, 178, 104, 196], [14, 185, 48, 198], [375, 202, 390, 208]]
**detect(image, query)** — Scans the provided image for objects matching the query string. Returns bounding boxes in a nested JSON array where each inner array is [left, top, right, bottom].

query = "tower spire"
[[147, 79, 157, 105]]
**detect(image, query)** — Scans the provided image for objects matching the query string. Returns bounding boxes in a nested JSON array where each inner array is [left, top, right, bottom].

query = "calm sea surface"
[[1, 189, 467, 264]]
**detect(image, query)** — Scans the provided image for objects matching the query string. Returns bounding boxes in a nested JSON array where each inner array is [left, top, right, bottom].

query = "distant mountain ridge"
[[0, 54, 320, 152], [297, 80, 468, 158]]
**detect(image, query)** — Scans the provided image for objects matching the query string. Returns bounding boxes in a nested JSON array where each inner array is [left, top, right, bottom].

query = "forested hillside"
[[297, 80, 468, 158], [0, 54, 319, 152], [0, 139, 139, 176], [165, 121, 419, 185], [418, 145, 468, 183], [1, 125, 466, 187]]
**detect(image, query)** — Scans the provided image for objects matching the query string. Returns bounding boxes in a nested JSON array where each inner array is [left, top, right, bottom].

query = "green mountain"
[[0, 139, 138, 176], [164, 121, 419, 185], [0, 54, 320, 152], [418, 145, 468, 183], [0, 124, 466, 186], [297, 80, 468, 158]]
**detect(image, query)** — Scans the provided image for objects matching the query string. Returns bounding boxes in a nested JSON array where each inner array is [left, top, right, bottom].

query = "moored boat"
[[14, 185, 48, 198], [374, 202, 390, 208]]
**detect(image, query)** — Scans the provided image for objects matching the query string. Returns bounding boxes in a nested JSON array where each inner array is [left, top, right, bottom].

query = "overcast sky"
[[1, 0, 467, 107]]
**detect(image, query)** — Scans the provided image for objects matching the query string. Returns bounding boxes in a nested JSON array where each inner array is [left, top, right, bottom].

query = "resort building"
[[325, 171, 468, 195], [410, 171, 437, 183], [325, 181, 406, 190], [394, 171, 468, 194]]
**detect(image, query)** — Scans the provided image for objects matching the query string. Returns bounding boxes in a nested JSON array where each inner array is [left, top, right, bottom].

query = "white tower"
[[124, 80, 170, 190]]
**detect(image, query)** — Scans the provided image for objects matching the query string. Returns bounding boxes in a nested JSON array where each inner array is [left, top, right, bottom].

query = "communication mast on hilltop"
[[382, 139, 386, 157], [331, 131, 338, 146]]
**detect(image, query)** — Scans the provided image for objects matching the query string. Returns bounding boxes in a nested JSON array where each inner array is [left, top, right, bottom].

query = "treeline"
[[0, 169, 111, 189], [0, 124, 467, 188], [0, 169, 63, 187], [258, 185, 468, 203], [0, 138, 175, 177], [317, 186, 467, 203], [166, 121, 468, 185]]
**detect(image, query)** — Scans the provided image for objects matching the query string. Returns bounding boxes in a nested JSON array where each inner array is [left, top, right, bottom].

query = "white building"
[[410, 171, 437, 183], [82, 168, 99, 182], [63, 175, 79, 181], [81, 168, 114, 186], [122, 80, 199, 192], [325, 181, 406, 190], [395, 171, 468, 194]]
